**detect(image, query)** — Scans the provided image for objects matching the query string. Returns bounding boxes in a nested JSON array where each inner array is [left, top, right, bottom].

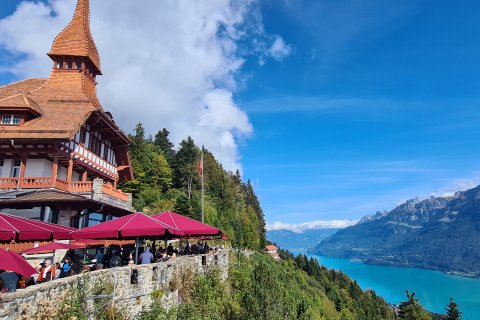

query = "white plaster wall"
[[25, 159, 53, 177], [0, 159, 13, 177], [56, 165, 80, 181]]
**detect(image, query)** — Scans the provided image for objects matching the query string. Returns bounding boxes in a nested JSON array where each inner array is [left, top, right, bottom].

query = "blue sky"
[[1, 0, 480, 228], [239, 0, 480, 225]]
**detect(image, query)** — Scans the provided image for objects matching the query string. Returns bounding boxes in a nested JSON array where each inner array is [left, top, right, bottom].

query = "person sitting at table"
[[54, 263, 62, 279], [95, 251, 104, 264], [37, 260, 56, 283], [60, 258, 71, 278], [31, 265, 42, 283]]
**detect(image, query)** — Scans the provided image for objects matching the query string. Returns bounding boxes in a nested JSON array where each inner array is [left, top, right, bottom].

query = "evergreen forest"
[[119, 123, 266, 250]]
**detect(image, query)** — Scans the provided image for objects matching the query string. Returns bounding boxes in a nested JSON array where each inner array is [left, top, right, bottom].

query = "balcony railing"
[[0, 177, 129, 203], [0, 177, 19, 189], [60, 141, 118, 180], [22, 177, 52, 189], [102, 183, 129, 202]]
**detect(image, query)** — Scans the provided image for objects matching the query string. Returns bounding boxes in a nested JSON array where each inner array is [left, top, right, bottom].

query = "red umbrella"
[[152, 212, 222, 238], [70, 212, 170, 240], [71, 212, 171, 263], [22, 242, 86, 254], [0, 212, 76, 242], [0, 248, 36, 277]]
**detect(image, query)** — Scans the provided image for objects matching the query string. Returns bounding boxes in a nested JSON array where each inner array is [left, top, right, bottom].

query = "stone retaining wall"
[[0, 251, 229, 320]]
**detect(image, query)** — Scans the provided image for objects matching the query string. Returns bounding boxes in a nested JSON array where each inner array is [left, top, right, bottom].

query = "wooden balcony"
[[0, 177, 129, 203]]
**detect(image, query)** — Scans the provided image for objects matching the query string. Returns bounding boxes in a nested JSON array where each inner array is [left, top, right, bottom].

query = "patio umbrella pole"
[[135, 236, 139, 264]]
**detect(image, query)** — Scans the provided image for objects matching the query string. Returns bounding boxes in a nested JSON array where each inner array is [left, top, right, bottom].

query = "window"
[[67, 62, 73, 69], [77, 62, 82, 69], [84, 212, 104, 228], [1, 115, 20, 125], [2, 115, 11, 124], [57, 62, 63, 68], [11, 159, 21, 178]]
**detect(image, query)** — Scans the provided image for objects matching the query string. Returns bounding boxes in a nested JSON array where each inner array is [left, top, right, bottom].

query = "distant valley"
[[267, 228, 339, 251], [314, 185, 480, 277]]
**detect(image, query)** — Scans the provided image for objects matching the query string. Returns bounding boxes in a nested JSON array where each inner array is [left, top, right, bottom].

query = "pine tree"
[[445, 297, 462, 320], [172, 137, 199, 190], [398, 290, 431, 320], [154, 128, 175, 163]]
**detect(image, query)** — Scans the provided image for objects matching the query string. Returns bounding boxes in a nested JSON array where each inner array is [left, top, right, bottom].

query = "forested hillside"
[[119, 124, 266, 250], [139, 252, 397, 320]]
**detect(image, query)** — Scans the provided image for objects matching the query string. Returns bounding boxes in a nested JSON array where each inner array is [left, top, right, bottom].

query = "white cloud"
[[0, 0, 290, 172], [268, 35, 292, 61], [430, 177, 480, 198], [267, 219, 357, 233]]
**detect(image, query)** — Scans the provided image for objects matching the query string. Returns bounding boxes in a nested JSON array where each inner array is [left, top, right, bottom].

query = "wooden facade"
[[0, 0, 134, 228]]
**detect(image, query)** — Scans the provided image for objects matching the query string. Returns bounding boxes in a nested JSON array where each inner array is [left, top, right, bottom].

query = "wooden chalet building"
[[0, 0, 134, 228]]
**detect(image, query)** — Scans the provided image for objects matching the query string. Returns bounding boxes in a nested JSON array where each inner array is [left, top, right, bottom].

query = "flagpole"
[[201, 151, 204, 223]]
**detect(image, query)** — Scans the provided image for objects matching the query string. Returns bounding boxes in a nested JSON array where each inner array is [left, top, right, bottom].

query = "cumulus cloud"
[[267, 220, 357, 233], [0, 0, 290, 171]]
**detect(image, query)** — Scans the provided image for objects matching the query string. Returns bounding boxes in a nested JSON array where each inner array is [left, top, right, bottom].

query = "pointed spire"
[[48, 0, 101, 74]]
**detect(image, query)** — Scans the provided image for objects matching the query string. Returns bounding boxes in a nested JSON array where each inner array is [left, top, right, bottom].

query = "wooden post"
[[51, 152, 59, 187], [113, 179, 117, 189], [82, 170, 88, 182], [66, 156, 73, 191], [18, 153, 27, 188]]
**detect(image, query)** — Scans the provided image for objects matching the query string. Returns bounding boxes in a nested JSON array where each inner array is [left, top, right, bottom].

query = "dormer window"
[[1, 115, 20, 125], [57, 62, 63, 68], [67, 62, 73, 69]]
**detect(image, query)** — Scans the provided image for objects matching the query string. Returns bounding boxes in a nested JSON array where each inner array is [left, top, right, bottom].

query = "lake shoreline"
[[307, 248, 480, 279]]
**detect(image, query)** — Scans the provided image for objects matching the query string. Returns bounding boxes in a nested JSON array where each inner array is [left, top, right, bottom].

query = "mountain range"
[[314, 185, 480, 276]]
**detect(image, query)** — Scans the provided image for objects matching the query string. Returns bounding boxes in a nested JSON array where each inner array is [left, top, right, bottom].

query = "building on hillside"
[[264, 244, 280, 261], [0, 0, 134, 229]]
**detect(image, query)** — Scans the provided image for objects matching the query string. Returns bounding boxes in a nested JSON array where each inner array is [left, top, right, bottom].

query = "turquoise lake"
[[299, 252, 480, 319]]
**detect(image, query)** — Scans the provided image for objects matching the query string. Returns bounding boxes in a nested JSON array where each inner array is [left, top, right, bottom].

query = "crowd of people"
[[0, 241, 222, 293]]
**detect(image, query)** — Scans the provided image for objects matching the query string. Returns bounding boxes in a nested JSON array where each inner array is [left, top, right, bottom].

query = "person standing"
[[167, 243, 174, 256], [139, 247, 153, 264]]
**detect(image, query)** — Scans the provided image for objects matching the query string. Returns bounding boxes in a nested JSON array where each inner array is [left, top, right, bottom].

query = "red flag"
[[198, 153, 203, 176]]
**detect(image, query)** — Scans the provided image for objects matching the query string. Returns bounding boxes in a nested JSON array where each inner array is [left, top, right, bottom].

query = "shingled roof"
[[48, 0, 101, 74], [0, 0, 129, 144], [0, 94, 42, 116], [0, 79, 47, 100]]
